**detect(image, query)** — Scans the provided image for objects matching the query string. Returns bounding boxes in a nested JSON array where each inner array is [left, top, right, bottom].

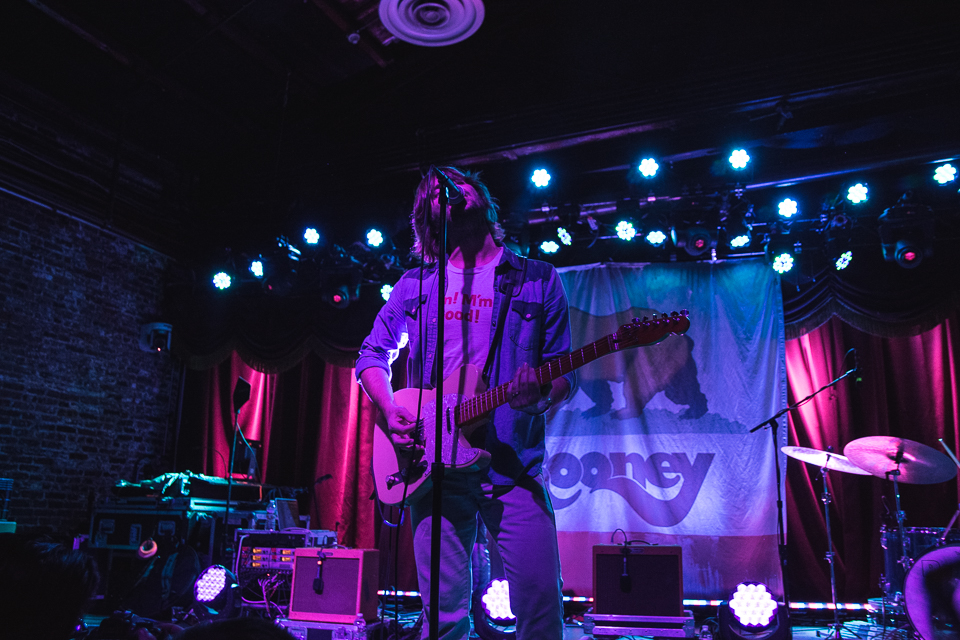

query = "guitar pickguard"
[[421, 393, 488, 469]]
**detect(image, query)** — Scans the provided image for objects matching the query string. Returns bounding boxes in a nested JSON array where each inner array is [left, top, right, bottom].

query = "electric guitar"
[[371, 310, 691, 507]]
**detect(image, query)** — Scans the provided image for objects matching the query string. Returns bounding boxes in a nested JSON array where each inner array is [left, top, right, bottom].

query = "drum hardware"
[[937, 439, 960, 546], [782, 445, 869, 639], [784, 436, 960, 640], [879, 526, 960, 603], [845, 436, 958, 600], [893, 440, 960, 640]]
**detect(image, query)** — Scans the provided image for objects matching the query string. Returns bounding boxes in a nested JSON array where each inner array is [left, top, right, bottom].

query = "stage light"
[[641, 212, 669, 247], [672, 225, 716, 257], [846, 183, 868, 204], [878, 194, 934, 269], [638, 158, 659, 178], [825, 213, 853, 272], [531, 169, 551, 188], [835, 250, 852, 270], [777, 199, 798, 218], [193, 565, 239, 620], [730, 234, 751, 248], [882, 237, 926, 268], [482, 579, 514, 621], [249, 260, 264, 278], [729, 149, 750, 170], [772, 252, 794, 274], [324, 284, 353, 309], [212, 272, 232, 290], [380, 283, 393, 301], [719, 582, 789, 640], [730, 583, 777, 626], [765, 232, 797, 275], [557, 227, 572, 246], [646, 230, 667, 246], [724, 206, 753, 250], [304, 228, 321, 245], [472, 579, 516, 640], [615, 221, 636, 241], [934, 163, 957, 184], [540, 240, 560, 254], [366, 229, 384, 247]]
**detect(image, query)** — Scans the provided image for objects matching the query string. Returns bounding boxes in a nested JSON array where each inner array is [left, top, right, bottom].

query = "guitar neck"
[[458, 334, 617, 425]]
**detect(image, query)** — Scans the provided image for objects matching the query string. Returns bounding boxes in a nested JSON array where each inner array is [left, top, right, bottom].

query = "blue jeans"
[[410, 472, 564, 640]]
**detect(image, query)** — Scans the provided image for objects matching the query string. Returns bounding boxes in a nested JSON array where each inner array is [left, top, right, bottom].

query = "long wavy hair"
[[410, 166, 505, 263]]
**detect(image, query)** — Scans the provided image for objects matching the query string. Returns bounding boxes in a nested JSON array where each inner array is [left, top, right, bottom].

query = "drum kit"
[[783, 436, 960, 640]]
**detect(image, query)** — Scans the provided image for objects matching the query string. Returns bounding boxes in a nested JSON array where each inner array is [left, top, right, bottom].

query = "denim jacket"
[[356, 247, 577, 484]]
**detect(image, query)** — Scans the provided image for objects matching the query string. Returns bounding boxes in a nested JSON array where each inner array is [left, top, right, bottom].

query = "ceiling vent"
[[379, 0, 485, 47]]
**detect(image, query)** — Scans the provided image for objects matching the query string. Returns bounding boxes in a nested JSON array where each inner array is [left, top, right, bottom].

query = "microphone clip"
[[433, 167, 465, 206]]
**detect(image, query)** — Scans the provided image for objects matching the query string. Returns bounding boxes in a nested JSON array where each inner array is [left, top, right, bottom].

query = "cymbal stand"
[[820, 459, 844, 639], [886, 467, 912, 578]]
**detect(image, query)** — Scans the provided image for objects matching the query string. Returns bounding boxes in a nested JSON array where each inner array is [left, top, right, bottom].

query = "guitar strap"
[[481, 256, 527, 385]]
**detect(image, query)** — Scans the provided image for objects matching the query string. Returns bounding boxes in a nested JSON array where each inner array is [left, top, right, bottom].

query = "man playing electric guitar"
[[356, 167, 576, 640]]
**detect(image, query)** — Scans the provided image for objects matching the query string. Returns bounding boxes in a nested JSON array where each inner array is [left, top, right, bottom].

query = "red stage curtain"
[[190, 352, 376, 548], [181, 351, 419, 589], [184, 313, 960, 601], [784, 313, 960, 602]]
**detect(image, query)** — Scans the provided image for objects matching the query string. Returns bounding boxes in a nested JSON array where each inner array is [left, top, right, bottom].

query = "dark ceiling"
[[1, 0, 958, 264]]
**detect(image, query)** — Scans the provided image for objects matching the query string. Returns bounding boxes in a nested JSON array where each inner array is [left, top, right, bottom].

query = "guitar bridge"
[[385, 460, 428, 489]]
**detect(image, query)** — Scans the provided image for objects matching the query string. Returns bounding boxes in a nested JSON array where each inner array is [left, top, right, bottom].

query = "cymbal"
[[843, 436, 958, 484], [781, 446, 871, 475]]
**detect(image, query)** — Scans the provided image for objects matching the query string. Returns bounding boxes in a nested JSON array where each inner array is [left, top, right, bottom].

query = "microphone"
[[313, 552, 326, 595], [853, 349, 862, 385], [619, 545, 632, 593], [433, 167, 465, 205]]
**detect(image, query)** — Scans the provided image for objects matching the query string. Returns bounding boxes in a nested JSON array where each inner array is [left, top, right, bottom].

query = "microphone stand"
[[750, 352, 857, 629], [222, 377, 250, 563], [429, 171, 449, 640]]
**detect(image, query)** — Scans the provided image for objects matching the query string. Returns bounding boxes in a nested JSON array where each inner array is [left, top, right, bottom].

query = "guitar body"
[[372, 364, 492, 508], [371, 310, 691, 508]]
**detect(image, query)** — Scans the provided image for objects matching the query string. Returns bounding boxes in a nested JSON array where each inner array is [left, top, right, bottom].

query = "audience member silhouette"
[[0, 533, 100, 640]]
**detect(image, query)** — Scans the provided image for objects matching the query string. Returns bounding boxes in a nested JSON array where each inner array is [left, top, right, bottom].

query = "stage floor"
[[80, 608, 915, 639]]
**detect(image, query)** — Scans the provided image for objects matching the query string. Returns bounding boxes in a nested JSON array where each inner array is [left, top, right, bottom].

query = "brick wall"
[[0, 192, 180, 535]]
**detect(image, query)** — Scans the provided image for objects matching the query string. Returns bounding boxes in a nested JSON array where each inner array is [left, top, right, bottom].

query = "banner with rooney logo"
[[550, 259, 786, 600]]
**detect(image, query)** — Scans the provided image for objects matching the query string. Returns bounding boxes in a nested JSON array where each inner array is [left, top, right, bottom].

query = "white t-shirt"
[[441, 247, 502, 380]]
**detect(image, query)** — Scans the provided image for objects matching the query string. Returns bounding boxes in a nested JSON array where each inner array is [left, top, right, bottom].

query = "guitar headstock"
[[614, 310, 690, 349]]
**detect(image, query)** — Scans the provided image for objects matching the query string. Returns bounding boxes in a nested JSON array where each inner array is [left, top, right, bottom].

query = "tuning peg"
[[632, 317, 641, 324], [642, 316, 649, 322]]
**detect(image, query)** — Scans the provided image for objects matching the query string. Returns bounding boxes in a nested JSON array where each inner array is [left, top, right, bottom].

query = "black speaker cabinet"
[[289, 548, 380, 623], [593, 544, 683, 617]]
